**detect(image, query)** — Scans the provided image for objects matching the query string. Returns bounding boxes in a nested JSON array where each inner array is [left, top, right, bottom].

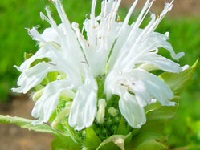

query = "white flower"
[[13, 0, 184, 130]]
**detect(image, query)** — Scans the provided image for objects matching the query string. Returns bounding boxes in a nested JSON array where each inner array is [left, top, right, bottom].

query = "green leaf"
[[126, 130, 168, 150], [0, 115, 56, 134], [84, 127, 102, 149], [134, 139, 168, 150], [125, 109, 172, 150], [51, 134, 82, 150], [160, 60, 198, 96], [61, 122, 82, 144], [116, 117, 130, 135], [146, 105, 178, 121], [145, 102, 161, 113], [0, 115, 82, 150]]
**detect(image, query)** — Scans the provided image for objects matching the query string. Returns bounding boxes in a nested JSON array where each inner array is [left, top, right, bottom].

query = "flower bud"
[[96, 99, 106, 124], [108, 107, 118, 117], [32, 89, 44, 101]]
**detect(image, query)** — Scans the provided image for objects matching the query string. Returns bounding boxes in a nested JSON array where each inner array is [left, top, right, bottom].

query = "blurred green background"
[[0, 0, 199, 149]]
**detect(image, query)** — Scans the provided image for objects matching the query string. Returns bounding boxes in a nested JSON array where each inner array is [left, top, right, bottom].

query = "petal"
[[130, 70, 174, 106], [68, 78, 97, 131], [41, 27, 60, 43], [31, 80, 72, 123], [12, 62, 57, 94], [120, 31, 183, 71], [17, 46, 51, 71], [80, 0, 123, 76], [119, 92, 146, 128], [105, 69, 174, 107], [137, 52, 182, 73]]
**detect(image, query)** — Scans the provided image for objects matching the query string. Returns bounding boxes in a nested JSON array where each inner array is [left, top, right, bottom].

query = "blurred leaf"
[[125, 120, 169, 150], [84, 127, 102, 149], [125, 128, 168, 150], [0, 115, 82, 150], [126, 102, 178, 150], [160, 60, 198, 96], [116, 117, 131, 135], [134, 139, 168, 150], [61, 122, 82, 144], [145, 102, 161, 112], [51, 134, 81, 150], [146, 105, 178, 121]]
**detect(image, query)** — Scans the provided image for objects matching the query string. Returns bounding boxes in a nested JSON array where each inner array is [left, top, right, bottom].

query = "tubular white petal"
[[130, 70, 174, 106], [17, 46, 56, 71], [53, 0, 84, 60], [68, 78, 97, 131], [41, 7, 62, 37], [91, 0, 97, 27], [119, 92, 146, 128], [105, 69, 174, 107], [123, 0, 139, 26], [31, 80, 73, 123], [137, 52, 182, 73], [12, 63, 58, 94], [107, 0, 155, 71], [80, 0, 126, 76], [41, 27, 60, 43]]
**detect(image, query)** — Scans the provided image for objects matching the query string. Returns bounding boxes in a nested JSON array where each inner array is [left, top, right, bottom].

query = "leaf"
[[84, 127, 102, 149], [0, 115, 56, 134], [160, 60, 198, 96], [145, 102, 161, 113], [134, 139, 168, 150], [125, 129, 168, 150], [125, 109, 171, 150], [51, 134, 82, 150], [0, 115, 83, 149], [62, 122, 82, 144], [146, 105, 178, 121], [116, 117, 131, 135]]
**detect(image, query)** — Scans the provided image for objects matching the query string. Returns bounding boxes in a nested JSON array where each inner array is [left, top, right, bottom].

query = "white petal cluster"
[[13, 0, 184, 130]]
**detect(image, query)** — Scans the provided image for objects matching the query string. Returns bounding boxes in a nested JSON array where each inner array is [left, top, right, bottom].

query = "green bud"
[[47, 71, 59, 82], [60, 91, 75, 101], [57, 72, 67, 80], [34, 84, 44, 91], [32, 89, 44, 101], [108, 107, 118, 117]]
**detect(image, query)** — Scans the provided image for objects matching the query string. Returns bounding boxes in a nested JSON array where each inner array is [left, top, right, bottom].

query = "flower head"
[[13, 0, 184, 131]]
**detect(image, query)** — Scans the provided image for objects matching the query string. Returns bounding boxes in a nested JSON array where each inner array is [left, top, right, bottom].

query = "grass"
[[0, 0, 199, 148]]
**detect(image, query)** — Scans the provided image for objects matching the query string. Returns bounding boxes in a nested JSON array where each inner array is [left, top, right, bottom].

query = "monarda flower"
[[13, 0, 184, 133]]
